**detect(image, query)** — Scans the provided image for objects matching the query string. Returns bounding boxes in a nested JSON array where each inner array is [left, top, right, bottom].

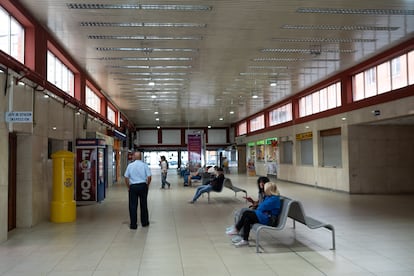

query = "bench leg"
[[207, 192, 210, 203], [329, 225, 336, 250]]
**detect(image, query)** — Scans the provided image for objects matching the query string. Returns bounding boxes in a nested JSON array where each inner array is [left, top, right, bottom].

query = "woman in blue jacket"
[[226, 182, 281, 247]]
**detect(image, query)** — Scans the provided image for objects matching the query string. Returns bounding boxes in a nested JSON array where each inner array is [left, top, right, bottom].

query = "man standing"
[[124, 152, 152, 229]]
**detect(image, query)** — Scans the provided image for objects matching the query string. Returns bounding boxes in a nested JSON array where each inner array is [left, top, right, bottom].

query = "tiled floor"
[[1, 170, 414, 276]]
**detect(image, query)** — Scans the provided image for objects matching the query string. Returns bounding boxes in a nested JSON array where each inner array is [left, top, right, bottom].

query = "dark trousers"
[[129, 184, 149, 227], [235, 210, 259, 241]]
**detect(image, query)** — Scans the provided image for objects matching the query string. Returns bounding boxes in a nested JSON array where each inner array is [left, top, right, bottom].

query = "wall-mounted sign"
[[256, 140, 265, 145], [296, 132, 313, 140], [5, 111, 33, 123]]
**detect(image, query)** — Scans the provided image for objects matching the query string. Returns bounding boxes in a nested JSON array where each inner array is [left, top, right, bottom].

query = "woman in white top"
[[160, 156, 171, 189]]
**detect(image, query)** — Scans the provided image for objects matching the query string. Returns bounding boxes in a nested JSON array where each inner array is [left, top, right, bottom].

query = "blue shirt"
[[124, 160, 152, 184], [255, 195, 281, 225]]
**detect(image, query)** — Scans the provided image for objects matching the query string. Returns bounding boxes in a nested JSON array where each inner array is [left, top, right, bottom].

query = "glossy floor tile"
[[1, 170, 414, 276]]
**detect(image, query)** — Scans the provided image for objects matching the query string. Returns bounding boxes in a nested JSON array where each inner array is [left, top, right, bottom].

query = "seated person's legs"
[[190, 185, 212, 202]]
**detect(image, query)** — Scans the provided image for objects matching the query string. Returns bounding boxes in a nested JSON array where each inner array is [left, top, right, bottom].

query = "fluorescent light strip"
[[97, 47, 198, 52], [282, 24, 399, 31], [119, 83, 185, 86], [261, 48, 355, 53], [89, 35, 202, 40], [80, 22, 207, 28], [110, 72, 188, 76], [109, 65, 192, 69], [248, 66, 288, 69], [99, 57, 192, 61], [114, 78, 188, 81], [126, 87, 182, 91], [239, 72, 281, 76], [272, 37, 376, 43], [67, 3, 212, 11], [253, 58, 305, 62], [297, 7, 414, 15]]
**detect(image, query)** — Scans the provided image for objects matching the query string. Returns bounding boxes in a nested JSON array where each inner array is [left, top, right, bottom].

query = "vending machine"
[[75, 139, 107, 203]]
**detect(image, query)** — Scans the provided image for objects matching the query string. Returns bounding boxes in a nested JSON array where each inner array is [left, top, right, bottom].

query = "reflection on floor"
[[1, 170, 414, 275]]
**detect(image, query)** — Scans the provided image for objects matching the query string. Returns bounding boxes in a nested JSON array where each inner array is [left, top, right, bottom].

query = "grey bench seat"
[[251, 196, 335, 253], [223, 178, 247, 198], [207, 177, 247, 202]]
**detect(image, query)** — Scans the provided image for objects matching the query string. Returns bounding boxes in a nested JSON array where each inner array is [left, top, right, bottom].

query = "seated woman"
[[225, 182, 281, 247], [188, 167, 225, 203], [229, 176, 269, 243]]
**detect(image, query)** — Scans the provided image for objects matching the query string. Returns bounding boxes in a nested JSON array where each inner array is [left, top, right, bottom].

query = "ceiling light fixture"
[[89, 35, 202, 40], [81, 22, 207, 28], [296, 7, 414, 15], [68, 3, 212, 11], [282, 24, 399, 31], [272, 37, 377, 43], [97, 47, 198, 52]]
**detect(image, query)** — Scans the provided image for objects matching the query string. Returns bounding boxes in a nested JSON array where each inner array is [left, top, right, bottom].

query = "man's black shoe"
[[142, 223, 150, 227], [130, 225, 137, 230]]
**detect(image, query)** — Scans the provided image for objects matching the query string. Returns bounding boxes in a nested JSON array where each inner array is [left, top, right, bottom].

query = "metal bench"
[[251, 196, 335, 253], [206, 178, 246, 202], [223, 178, 247, 198]]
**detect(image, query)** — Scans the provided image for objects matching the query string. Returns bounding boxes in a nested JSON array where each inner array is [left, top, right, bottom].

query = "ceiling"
[[18, 1, 414, 128]]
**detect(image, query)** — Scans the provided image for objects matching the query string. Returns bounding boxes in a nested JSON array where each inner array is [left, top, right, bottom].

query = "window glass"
[[299, 98, 306, 117], [298, 82, 341, 117], [408, 50, 414, 85], [10, 17, 24, 63], [377, 61, 391, 94], [319, 87, 328, 111], [0, 8, 9, 54], [327, 84, 337, 109], [353, 72, 365, 101], [305, 94, 312, 116], [238, 121, 247, 135], [249, 114, 264, 132], [269, 103, 292, 126], [336, 82, 342, 106], [0, 7, 25, 63], [47, 50, 75, 96], [312, 91, 320, 114], [107, 107, 116, 124], [86, 86, 101, 113], [364, 67, 377, 98], [391, 55, 408, 90]]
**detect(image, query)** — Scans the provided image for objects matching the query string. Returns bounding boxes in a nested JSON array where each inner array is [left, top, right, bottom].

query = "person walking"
[[124, 152, 152, 229], [160, 155, 171, 189]]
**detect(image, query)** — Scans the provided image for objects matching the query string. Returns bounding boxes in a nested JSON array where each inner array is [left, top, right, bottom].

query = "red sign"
[[76, 148, 97, 202], [188, 134, 202, 168]]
